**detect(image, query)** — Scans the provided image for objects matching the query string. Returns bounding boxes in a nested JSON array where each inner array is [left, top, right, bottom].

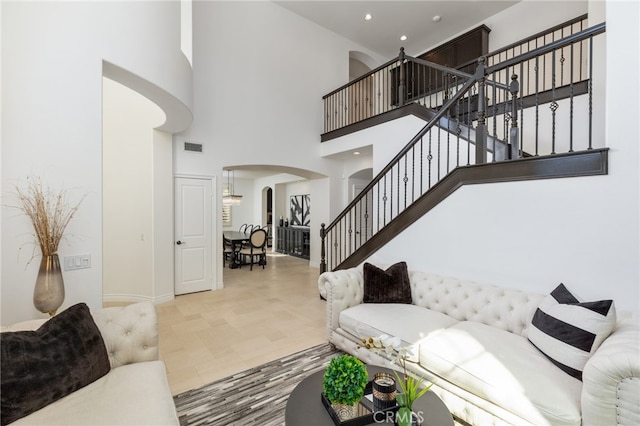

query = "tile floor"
[[155, 253, 327, 395]]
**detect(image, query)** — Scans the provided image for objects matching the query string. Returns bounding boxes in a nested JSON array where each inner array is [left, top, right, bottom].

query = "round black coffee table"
[[285, 365, 453, 426]]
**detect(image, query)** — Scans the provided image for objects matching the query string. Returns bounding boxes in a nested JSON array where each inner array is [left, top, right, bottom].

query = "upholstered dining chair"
[[239, 228, 267, 270]]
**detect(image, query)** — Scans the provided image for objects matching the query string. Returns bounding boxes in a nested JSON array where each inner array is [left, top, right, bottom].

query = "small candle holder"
[[372, 372, 396, 411]]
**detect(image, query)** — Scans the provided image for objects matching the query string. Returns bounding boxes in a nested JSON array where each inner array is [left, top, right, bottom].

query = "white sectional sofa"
[[319, 266, 640, 426], [1, 302, 179, 425]]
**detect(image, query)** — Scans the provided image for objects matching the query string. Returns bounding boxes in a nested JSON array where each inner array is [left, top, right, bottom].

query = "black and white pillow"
[[528, 283, 616, 380]]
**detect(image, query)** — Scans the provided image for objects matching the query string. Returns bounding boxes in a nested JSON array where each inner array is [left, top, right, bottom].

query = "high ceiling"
[[235, 1, 522, 180], [274, 1, 519, 59]]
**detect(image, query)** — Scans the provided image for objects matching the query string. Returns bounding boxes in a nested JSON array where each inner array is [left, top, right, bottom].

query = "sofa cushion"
[[363, 261, 412, 304], [528, 283, 616, 380], [11, 361, 178, 425], [418, 321, 582, 426], [1, 303, 111, 425], [340, 303, 459, 347]]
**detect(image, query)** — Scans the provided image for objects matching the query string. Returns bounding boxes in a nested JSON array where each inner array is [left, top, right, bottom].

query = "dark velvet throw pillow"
[[363, 261, 412, 304], [1, 303, 111, 425]]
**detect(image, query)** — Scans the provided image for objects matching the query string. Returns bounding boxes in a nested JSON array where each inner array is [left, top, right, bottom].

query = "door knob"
[[176, 240, 186, 245]]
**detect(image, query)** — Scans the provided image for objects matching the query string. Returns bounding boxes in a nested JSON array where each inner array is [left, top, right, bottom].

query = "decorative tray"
[[321, 381, 399, 426]]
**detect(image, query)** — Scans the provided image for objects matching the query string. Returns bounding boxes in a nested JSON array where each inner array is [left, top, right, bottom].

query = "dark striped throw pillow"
[[528, 283, 616, 380]]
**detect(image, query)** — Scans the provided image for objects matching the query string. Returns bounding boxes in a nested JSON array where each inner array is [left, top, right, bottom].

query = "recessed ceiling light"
[[400, 35, 408, 41], [364, 13, 372, 21], [433, 15, 442, 22], [354, 151, 361, 155]]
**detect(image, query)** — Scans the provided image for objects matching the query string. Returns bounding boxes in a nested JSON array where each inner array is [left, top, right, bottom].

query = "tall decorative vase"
[[33, 254, 65, 316]]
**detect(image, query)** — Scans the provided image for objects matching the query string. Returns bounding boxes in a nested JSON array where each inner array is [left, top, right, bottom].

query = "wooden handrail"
[[486, 22, 605, 74]]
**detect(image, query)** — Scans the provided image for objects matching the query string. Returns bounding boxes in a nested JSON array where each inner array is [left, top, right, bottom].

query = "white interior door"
[[174, 177, 213, 295]]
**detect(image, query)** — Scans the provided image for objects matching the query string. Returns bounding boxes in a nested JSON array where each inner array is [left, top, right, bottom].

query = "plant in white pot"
[[14, 177, 84, 316]]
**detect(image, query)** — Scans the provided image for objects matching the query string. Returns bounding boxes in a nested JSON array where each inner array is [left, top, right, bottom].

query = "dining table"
[[223, 231, 250, 269]]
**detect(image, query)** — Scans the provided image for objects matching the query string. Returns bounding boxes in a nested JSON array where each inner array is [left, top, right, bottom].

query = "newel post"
[[398, 47, 406, 106], [509, 74, 520, 159], [320, 223, 326, 275], [475, 57, 487, 164]]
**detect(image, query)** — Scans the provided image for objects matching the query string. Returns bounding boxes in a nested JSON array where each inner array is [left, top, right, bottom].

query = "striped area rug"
[[174, 343, 342, 426]]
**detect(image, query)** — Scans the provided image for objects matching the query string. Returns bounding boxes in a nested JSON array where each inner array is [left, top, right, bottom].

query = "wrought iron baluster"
[[348, 209, 353, 256], [519, 63, 524, 156], [393, 164, 397, 219], [364, 192, 369, 241], [411, 146, 415, 204], [455, 96, 461, 167], [467, 90, 472, 165], [437, 119, 442, 180], [382, 175, 387, 227], [535, 56, 540, 156], [446, 116, 451, 173], [588, 35, 593, 149], [509, 74, 520, 159], [428, 130, 433, 187], [492, 70, 498, 162], [550, 49, 557, 154], [376, 182, 380, 233], [569, 41, 574, 152], [420, 136, 424, 194]]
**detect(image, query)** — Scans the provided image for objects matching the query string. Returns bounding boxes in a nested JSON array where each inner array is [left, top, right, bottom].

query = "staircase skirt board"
[[334, 148, 608, 271]]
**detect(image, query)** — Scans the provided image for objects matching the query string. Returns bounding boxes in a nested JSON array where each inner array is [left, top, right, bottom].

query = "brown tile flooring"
[[155, 253, 326, 395]]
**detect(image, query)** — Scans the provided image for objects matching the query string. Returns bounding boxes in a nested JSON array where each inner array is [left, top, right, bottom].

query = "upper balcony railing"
[[322, 15, 590, 137]]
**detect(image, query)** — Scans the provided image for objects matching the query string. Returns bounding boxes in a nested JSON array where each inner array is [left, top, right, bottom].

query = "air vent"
[[184, 142, 203, 152]]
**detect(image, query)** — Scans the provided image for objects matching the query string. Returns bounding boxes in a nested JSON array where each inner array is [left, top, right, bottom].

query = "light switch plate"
[[64, 254, 91, 271]]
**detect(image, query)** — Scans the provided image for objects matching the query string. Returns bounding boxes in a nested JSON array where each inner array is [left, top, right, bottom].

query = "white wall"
[[103, 78, 162, 302], [102, 77, 174, 305], [152, 130, 175, 303], [1, 1, 191, 324], [176, 1, 380, 287], [369, 0, 639, 313]]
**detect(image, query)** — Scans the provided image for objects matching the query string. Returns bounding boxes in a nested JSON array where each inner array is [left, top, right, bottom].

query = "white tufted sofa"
[[2, 302, 179, 425], [319, 267, 640, 426]]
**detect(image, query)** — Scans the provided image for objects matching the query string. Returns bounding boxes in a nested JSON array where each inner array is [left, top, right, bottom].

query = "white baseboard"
[[103, 292, 175, 305]]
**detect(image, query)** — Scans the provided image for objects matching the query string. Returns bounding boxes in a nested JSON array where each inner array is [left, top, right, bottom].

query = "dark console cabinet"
[[276, 226, 310, 260], [418, 25, 491, 71], [392, 25, 491, 105]]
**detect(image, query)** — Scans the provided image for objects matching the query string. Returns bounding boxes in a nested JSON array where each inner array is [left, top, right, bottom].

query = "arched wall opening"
[[348, 168, 373, 201]]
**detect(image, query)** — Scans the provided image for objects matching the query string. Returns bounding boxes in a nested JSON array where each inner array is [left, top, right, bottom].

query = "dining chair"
[[223, 236, 234, 268], [239, 228, 268, 270], [239, 224, 248, 233]]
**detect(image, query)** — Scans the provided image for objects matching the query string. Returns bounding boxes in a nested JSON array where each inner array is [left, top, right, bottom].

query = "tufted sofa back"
[[1, 302, 160, 370], [92, 302, 160, 368], [410, 271, 544, 337]]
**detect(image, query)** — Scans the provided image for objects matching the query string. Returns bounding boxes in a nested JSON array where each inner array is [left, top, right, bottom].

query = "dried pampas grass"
[[15, 177, 85, 257]]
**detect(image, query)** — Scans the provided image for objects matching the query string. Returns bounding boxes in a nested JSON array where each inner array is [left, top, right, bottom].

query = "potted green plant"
[[322, 354, 368, 420]]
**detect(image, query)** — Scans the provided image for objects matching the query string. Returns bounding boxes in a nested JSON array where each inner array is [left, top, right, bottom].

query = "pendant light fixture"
[[223, 169, 243, 206]]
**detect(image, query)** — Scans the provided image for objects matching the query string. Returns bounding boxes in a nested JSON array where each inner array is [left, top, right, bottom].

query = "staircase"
[[319, 19, 607, 273]]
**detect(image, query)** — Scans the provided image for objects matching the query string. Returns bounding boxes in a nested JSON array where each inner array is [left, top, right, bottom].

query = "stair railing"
[[319, 22, 606, 273], [320, 58, 517, 272]]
